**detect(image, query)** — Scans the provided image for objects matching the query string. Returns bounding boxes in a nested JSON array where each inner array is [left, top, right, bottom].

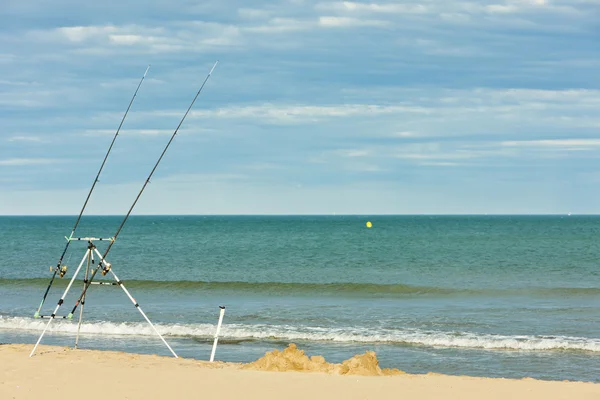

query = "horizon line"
[[0, 213, 587, 217]]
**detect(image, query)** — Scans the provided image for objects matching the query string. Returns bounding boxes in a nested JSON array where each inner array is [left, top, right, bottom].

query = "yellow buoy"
[[366, 221, 372, 228]]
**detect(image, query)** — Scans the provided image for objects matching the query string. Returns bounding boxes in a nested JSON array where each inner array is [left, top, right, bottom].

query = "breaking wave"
[[1, 315, 598, 353]]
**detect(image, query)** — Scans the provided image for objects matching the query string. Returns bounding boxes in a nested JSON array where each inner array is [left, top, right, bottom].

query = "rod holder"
[[209, 306, 226, 362]]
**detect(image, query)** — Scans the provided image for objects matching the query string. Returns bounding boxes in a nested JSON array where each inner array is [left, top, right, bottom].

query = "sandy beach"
[[1, 344, 597, 400]]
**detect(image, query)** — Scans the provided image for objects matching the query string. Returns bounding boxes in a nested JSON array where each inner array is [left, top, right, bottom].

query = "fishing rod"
[[66, 60, 219, 320], [34, 65, 151, 318], [29, 61, 218, 358]]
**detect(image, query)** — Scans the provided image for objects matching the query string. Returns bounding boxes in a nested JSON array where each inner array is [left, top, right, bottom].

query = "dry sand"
[[1, 343, 598, 400]]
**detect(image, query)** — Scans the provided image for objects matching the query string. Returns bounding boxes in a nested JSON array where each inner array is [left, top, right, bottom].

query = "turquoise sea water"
[[0, 215, 598, 382]]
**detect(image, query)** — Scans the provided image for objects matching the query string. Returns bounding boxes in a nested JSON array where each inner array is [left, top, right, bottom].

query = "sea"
[[0, 215, 598, 382]]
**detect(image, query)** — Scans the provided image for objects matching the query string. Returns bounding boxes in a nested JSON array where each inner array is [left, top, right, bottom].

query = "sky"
[[0, 0, 599, 215]]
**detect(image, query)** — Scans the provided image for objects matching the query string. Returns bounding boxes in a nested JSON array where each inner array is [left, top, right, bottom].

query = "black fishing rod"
[[34, 65, 151, 318], [65, 61, 219, 319]]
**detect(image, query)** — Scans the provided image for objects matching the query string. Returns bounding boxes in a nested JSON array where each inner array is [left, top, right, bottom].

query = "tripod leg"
[[92, 248, 178, 358], [30, 249, 92, 357], [75, 248, 93, 348]]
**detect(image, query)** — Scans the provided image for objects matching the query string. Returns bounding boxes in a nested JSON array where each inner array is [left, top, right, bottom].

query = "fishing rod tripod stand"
[[30, 237, 178, 358]]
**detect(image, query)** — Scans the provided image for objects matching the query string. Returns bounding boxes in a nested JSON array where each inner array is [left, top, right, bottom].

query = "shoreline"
[[2, 343, 598, 400]]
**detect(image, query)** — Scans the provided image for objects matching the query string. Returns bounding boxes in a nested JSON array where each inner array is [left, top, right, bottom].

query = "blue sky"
[[1, 0, 599, 215]]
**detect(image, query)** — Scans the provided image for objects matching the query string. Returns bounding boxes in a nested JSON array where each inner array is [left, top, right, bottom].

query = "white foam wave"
[[1, 315, 598, 353]]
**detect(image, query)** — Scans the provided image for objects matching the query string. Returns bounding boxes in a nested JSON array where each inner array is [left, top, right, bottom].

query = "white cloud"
[[0, 93, 48, 108], [484, 0, 552, 14], [13, 0, 592, 64], [319, 1, 431, 14], [439, 12, 472, 23], [83, 88, 600, 141], [391, 131, 427, 138], [172, 87, 600, 125], [109, 34, 147, 45], [237, 8, 273, 19], [83, 129, 176, 136], [342, 149, 371, 157], [28, 22, 241, 54], [57, 25, 119, 42], [502, 139, 600, 149], [419, 161, 462, 167], [318, 16, 389, 27], [486, 4, 520, 13], [314, 0, 590, 34], [0, 79, 39, 86], [7, 135, 44, 143], [322, 142, 510, 167], [245, 18, 315, 32], [396, 37, 481, 57], [0, 158, 61, 166], [192, 103, 430, 120]]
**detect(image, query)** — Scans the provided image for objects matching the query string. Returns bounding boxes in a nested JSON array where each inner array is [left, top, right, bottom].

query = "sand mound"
[[243, 344, 405, 376]]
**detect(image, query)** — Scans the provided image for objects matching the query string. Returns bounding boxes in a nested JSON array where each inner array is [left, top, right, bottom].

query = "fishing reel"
[[101, 262, 112, 276], [50, 265, 68, 278]]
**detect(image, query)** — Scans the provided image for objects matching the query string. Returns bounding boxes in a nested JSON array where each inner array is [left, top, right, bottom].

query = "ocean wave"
[[1, 316, 598, 353], [1, 278, 598, 298]]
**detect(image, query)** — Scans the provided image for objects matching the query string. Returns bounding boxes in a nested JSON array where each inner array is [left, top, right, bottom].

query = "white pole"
[[75, 248, 93, 348], [210, 306, 226, 362], [30, 249, 91, 357], [92, 248, 179, 358]]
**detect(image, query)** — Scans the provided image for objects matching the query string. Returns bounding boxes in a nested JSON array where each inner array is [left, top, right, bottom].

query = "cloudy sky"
[[1, 0, 599, 215]]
